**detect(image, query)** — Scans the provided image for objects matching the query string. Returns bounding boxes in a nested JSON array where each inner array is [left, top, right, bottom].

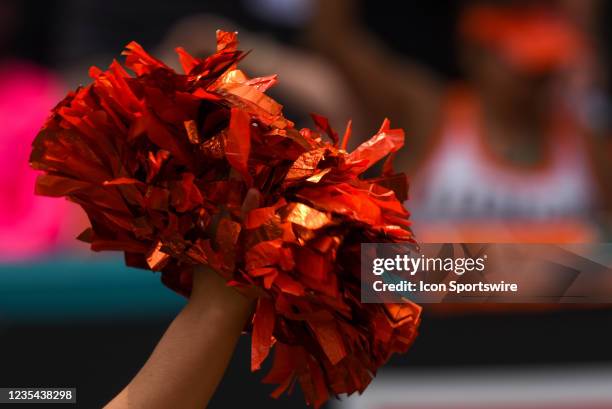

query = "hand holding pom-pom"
[[30, 30, 421, 407]]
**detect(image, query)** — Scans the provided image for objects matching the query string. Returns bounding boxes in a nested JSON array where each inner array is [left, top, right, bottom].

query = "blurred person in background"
[[308, 0, 612, 243]]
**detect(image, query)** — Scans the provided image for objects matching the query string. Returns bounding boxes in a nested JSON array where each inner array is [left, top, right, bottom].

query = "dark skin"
[[463, 46, 554, 167]]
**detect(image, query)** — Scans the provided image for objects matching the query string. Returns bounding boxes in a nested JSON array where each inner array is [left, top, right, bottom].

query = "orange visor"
[[459, 4, 586, 74]]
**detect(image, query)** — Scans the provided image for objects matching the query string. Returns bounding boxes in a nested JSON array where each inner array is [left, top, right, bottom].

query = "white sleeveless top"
[[407, 88, 597, 242]]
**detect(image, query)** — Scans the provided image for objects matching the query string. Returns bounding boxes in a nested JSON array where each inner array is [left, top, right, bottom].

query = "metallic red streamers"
[[29, 30, 421, 407]]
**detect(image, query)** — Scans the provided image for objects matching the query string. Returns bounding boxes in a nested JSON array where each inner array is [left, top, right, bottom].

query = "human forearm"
[[105, 269, 254, 409]]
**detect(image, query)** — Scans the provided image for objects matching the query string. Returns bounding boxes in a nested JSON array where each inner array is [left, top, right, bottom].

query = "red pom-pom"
[[30, 30, 421, 407]]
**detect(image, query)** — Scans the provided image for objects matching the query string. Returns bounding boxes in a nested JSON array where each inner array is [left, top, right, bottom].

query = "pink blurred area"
[[0, 60, 80, 261]]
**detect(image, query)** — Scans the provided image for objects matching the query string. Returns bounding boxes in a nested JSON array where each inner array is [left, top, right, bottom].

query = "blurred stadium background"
[[1, 0, 612, 407]]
